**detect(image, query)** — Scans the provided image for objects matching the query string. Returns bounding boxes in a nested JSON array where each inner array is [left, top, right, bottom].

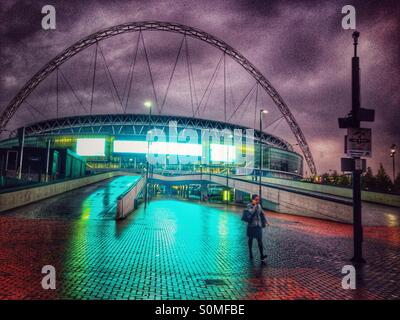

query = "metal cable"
[[23, 100, 46, 118], [98, 44, 124, 112], [264, 115, 285, 130], [194, 53, 223, 116], [89, 42, 98, 115], [56, 67, 59, 118], [58, 68, 88, 113], [23, 101, 38, 121], [202, 58, 223, 116], [122, 32, 140, 105], [184, 36, 196, 117], [160, 35, 185, 114], [254, 83, 259, 129], [140, 32, 160, 113], [187, 38, 199, 112], [228, 82, 257, 121]]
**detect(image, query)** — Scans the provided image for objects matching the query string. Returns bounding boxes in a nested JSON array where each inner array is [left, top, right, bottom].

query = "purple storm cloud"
[[0, 0, 399, 174]]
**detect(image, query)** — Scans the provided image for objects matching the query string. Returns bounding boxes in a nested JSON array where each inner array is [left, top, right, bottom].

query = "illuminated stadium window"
[[113, 140, 148, 154], [76, 138, 106, 156], [151, 142, 202, 156], [113, 140, 202, 157], [210, 144, 236, 163]]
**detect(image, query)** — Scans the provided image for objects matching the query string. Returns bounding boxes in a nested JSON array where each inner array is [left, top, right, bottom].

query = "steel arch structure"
[[0, 21, 317, 175], [8, 114, 294, 151]]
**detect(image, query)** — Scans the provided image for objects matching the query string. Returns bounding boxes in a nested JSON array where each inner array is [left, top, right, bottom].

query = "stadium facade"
[[0, 114, 303, 180]]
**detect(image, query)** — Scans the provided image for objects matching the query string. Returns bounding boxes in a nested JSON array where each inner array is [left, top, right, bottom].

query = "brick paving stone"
[[0, 178, 399, 300]]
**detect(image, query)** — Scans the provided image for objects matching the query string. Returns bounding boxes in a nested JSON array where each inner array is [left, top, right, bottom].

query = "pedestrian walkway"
[[0, 193, 399, 300], [1, 175, 140, 220]]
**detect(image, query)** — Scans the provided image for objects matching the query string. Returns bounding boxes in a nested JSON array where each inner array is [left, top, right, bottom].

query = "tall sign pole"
[[339, 31, 375, 264], [350, 31, 363, 264], [259, 113, 262, 198]]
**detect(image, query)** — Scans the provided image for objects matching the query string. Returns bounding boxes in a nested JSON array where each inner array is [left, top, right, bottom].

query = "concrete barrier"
[[262, 177, 400, 207], [0, 171, 126, 213], [151, 173, 353, 223], [116, 175, 146, 220]]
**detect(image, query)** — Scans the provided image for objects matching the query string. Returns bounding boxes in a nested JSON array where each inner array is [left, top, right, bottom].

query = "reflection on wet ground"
[[2, 176, 140, 220], [0, 177, 399, 300]]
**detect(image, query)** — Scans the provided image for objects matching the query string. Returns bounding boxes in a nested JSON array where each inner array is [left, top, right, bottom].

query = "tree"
[[317, 172, 351, 187], [331, 170, 340, 185], [362, 167, 376, 191], [394, 172, 400, 194], [375, 163, 393, 193], [338, 174, 351, 187], [321, 173, 330, 184]]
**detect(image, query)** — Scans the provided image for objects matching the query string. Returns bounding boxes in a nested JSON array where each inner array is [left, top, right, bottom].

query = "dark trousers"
[[248, 237, 264, 258]]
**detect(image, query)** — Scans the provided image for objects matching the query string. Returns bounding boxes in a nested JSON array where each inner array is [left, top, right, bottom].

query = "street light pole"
[[259, 109, 268, 199], [225, 133, 233, 206], [144, 101, 152, 208], [390, 144, 396, 182]]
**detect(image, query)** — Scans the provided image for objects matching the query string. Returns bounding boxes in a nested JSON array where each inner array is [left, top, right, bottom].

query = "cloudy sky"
[[0, 0, 399, 175]]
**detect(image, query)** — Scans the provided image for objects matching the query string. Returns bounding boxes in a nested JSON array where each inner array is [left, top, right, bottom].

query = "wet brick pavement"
[[0, 177, 399, 300]]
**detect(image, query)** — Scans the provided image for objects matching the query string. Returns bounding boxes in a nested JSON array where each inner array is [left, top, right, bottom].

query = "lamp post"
[[259, 109, 268, 198], [145, 129, 153, 208], [390, 144, 396, 182], [225, 133, 233, 205], [144, 101, 152, 208], [144, 100, 152, 118]]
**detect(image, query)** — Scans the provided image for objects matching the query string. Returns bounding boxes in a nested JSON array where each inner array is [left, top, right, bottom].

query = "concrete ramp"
[[150, 173, 400, 226], [151, 173, 353, 223], [0, 171, 130, 213], [0, 175, 142, 220]]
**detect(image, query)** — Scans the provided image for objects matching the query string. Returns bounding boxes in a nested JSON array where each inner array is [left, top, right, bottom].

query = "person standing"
[[246, 194, 268, 261]]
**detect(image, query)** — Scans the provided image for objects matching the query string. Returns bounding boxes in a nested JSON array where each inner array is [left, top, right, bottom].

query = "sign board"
[[346, 128, 372, 158], [341, 157, 366, 172], [354, 158, 365, 171]]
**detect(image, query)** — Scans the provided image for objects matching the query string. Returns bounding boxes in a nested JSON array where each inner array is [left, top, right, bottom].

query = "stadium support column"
[[45, 139, 51, 182], [258, 109, 268, 198], [235, 190, 244, 203], [17, 126, 25, 179], [200, 182, 208, 201], [144, 101, 152, 209]]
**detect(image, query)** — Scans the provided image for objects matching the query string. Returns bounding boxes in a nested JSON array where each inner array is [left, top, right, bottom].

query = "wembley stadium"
[[0, 21, 314, 187], [0, 113, 303, 184]]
